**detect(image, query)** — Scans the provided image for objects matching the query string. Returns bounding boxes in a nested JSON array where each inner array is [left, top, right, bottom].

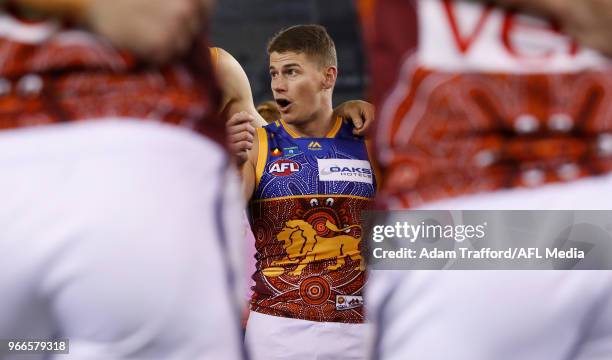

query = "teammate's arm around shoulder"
[[333, 100, 375, 136]]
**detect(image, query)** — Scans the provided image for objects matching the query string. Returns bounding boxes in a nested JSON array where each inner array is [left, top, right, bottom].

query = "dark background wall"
[[210, 0, 366, 106]]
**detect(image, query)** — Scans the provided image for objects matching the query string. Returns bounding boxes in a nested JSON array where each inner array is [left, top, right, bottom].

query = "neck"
[[285, 105, 335, 138]]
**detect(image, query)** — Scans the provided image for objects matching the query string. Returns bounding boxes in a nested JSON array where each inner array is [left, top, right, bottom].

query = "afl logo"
[[269, 159, 301, 176]]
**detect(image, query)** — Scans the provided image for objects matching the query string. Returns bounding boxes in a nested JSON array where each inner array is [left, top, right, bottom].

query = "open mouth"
[[275, 99, 292, 111]]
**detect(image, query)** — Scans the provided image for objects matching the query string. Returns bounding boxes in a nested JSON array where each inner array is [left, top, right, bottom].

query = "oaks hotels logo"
[[318, 159, 373, 184]]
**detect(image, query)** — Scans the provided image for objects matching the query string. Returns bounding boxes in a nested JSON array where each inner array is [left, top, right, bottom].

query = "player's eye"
[[310, 198, 319, 206], [326, 198, 334, 206]]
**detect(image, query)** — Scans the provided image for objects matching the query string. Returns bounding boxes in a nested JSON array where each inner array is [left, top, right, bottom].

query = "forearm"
[[11, 0, 92, 20], [224, 99, 267, 128], [9, 0, 209, 64], [477, 0, 566, 18], [480, 0, 612, 57]]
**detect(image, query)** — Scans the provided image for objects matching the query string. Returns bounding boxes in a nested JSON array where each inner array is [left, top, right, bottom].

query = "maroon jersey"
[[358, 0, 612, 208], [0, 13, 224, 145]]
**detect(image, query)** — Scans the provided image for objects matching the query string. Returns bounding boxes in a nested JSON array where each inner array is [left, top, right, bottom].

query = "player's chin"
[[280, 113, 297, 123]]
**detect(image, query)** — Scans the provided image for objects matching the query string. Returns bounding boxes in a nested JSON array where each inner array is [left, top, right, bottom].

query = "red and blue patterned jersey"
[[0, 13, 223, 145], [248, 117, 376, 323], [359, 0, 612, 208]]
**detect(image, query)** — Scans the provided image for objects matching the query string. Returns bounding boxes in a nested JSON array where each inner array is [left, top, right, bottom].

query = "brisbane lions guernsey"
[[248, 118, 377, 323], [359, 0, 612, 208]]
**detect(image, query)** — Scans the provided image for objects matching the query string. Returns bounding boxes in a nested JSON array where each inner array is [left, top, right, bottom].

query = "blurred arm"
[[482, 0, 564, 15], [12, 0, 211, 64], [11, 0, 91, 19], [11, 0, 214, 20], [480, 0, 612, 56]]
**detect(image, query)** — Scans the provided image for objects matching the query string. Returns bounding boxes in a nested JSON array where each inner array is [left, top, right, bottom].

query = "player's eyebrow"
[[269, 63, 302, 70], [282, 63, 302, 69]]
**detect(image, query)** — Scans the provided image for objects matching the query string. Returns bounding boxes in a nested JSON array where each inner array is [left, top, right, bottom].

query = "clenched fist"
[[227, 111, 256, 166]]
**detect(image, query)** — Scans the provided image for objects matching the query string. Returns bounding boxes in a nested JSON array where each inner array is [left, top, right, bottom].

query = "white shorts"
[[245, 311, 370, 360], [369, 176, 612, 360], [0, 120, 245, 359]]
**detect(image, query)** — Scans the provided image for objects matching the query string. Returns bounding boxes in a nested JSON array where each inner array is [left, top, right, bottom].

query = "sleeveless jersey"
[[359, 0, 612, 208], [0, 12, 223, 145], [248, 118, 376, 323]]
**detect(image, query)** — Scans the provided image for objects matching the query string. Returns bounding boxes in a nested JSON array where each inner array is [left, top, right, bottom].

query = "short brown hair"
[[267, 24, 337, 68]]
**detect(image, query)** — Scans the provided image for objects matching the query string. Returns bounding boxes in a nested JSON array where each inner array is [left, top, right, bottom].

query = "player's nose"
[[272, 76, 287, 93]]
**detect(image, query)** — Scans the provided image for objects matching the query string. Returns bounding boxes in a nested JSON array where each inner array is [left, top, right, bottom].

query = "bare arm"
[[12, 0, 214, 20], [12, 0, 211, 64], [11, 0, 90, 18], [481, 0, 612, 56], [215, 47, 267, 127], [482, 0, 563, 14], [333, 100, 375, 136]]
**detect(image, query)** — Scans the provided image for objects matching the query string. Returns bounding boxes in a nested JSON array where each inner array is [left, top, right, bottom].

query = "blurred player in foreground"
[[359, 0, 612, 359], [0, 0, 246, 358]]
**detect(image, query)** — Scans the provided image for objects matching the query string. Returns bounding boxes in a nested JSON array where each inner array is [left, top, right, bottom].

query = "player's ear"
[[322, 66, 337, 90]]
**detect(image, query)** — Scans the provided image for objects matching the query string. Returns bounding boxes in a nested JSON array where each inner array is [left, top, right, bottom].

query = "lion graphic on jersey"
[[262, 219, 365, 277]]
